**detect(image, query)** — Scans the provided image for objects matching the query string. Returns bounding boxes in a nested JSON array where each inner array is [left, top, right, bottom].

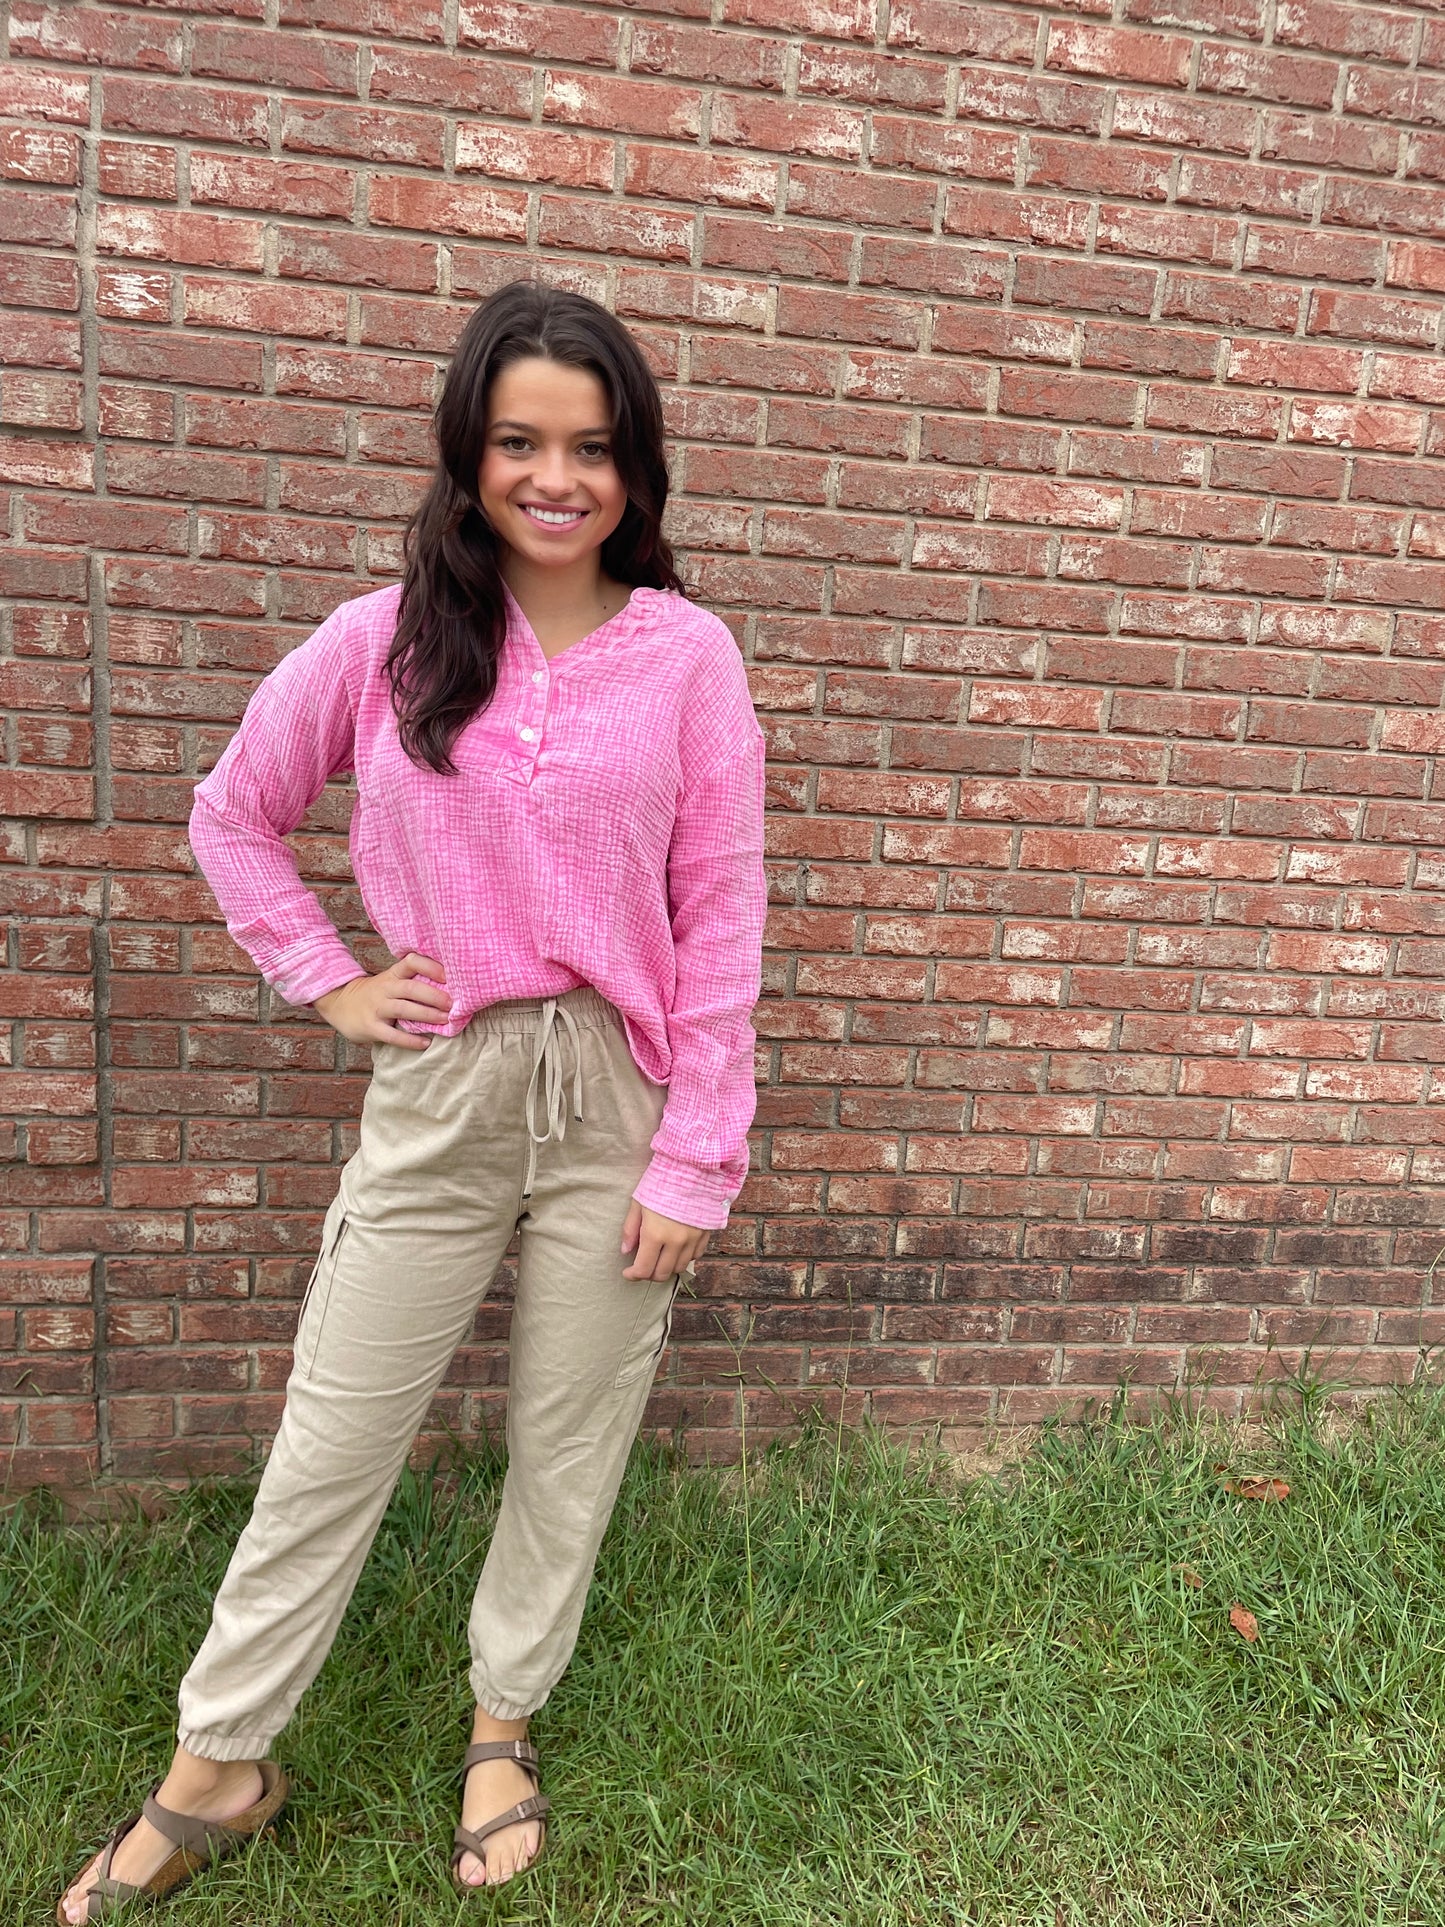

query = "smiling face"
[[476, 355, 627, 572]]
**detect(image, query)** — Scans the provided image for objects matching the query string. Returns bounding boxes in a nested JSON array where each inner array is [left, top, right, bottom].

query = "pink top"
[[188, 578, 768, 1230]]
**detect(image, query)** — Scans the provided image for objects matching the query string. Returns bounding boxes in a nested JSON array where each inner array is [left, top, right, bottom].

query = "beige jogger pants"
[[176, 984, 687, 1758]]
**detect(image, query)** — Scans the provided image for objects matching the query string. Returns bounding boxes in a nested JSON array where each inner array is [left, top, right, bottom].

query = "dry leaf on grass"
[[1174, 1563, 1203, 1588], [1229, 1603, 1258, 1642], [1222, 1474, 1290, 1501]]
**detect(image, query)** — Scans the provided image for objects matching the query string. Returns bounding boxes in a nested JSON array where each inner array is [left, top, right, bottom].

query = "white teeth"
[[523, 505, 584, 524]]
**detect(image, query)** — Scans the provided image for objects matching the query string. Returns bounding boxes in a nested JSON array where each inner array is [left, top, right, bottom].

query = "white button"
[[532, 670, 545, 684], [519, 726, 534, 742]]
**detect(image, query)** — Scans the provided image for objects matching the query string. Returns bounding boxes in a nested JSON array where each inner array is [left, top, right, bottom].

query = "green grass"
[[8, 1374, 1445, 1925]]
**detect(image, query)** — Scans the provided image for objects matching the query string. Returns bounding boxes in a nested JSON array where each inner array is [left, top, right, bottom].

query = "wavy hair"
[[386, 279, 685, 775]]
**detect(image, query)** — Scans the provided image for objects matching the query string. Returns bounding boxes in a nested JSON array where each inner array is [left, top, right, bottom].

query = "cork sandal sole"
[[450, 1740, 550, 1892], [58, 1760, 289, 1922]]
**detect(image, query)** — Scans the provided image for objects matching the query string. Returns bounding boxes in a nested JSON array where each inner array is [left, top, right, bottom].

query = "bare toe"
[[60, 1853, 102, 1925], [457, 1755, 543, 1889]]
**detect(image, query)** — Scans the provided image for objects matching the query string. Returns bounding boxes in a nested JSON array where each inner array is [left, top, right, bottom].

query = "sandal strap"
[[86, 1814, 159, 1915], [140, 1759, 285, 1861], [139, 1793, 229, 1861], [460, 1739, 540, 1779], [453, 1793, 551, 1857]]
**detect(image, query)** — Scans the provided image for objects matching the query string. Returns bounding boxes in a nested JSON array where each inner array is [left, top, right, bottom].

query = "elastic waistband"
[[469, 983, 621, 1038]]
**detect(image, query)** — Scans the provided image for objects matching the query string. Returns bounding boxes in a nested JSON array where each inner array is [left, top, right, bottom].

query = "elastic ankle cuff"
[[176, 1729, 273, 1763], [470, 1681, 544, 1723]]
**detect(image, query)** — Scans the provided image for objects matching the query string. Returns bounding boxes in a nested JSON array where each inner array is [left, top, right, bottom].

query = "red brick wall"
[[5, 0, 1445, 1485]]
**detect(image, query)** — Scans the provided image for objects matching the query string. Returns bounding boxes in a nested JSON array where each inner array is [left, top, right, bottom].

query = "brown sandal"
[[450, 1739, 550, 1890], [57, 1760, 290, 1922]]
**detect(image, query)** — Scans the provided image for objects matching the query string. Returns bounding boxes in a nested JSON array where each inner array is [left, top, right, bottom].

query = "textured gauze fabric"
[[187, 578, 768, 1230]]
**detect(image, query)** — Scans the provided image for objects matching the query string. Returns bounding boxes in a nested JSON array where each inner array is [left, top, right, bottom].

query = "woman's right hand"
[[313, 952, 453, 1050]]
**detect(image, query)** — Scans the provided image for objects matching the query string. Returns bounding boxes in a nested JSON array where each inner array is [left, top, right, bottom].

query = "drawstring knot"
[[521, 997, 585, 1200]]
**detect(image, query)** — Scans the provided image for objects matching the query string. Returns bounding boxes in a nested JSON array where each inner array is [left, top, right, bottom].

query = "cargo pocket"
[[613, 1270, 682, 1390], [294, 1203, 351, 1381]]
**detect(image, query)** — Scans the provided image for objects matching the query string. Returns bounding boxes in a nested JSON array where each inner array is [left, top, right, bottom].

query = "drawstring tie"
[[522, 997, 585, 1201]]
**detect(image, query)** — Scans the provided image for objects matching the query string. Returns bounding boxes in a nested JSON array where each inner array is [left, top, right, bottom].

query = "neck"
[[500, 557, 616, 624]]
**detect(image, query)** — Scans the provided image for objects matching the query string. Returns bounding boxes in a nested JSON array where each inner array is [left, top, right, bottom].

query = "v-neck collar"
[[501, 579, 642, 664]]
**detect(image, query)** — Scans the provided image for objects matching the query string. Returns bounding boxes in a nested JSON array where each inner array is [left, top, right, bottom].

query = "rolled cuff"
[[266, 939, 369, 1011], [632, 1150, 739, 1232]]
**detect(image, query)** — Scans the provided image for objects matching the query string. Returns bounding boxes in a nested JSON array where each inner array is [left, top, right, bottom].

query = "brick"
[[0, 127, 80, 186], [1111, 91, 1256, 156], [102, 77, 268, 147], [957, 69, 1107, 135], [98, 383, 176, 440], [1289, 399, 1422, 453], [998, 369, 1136, 426], [1244, 224, 1383, 286], [1324, 179, 1445, 239], [280, 0, 442, 35], [1197, 43, 1338, 108], [1308, 290, 1441, 350], [1, 69, 92, 124], [1374, 358, 1445, 407], [276, 227, 440, 291], [459, 124, 613, 191], [1263, 109, 1397, 175], [0, 189, 77, 248], [275, 344, 435, 408], [1014, 256, 1158, 317], [107, 444, 268, 505], [368, 175, 527, 241], [93, 268, 169, 325], [96, 139, 177, 200], [942, 187, 1088, 251], [190, 153, 355, 221], [458, 0, 624, 61], [786, 162, 937, 231], [105, 560, 266, 617], [281, 101, 443, 167], [185, 396, 347, 456], [1178, 157, 1319, 222], [1097, 204, 1240, 267], [797, 46, 949, 112], [190, 22, 359, 91], [12, 2, 181, 67], [1026, 137, 1172, 203], [99, 325, 263, 391], [0, 544, 89, 602], [871, 118, 1016, 180], [0, 242, 79, 306], [182, 277, 348, 341], [1162, 271, 1301, 334], [888, 1, 1038, 62], [96, 206, 265, 273], [1278, 0, 1414, 61], [1146, 387, 1282, 441], [1045, 21, 1191, 86]]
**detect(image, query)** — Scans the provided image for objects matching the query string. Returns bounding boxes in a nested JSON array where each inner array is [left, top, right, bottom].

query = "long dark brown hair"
[[386, 279, 685, 775]]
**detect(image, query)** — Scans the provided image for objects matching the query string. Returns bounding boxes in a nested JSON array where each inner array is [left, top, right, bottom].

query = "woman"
[[58, 279, 767, 1918]]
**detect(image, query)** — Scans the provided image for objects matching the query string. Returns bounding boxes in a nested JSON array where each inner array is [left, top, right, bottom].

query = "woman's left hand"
[[620, 1200, 710, 1281]]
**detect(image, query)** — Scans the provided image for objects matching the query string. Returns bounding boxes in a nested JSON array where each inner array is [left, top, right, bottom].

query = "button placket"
[[517, 657, 547, 762]]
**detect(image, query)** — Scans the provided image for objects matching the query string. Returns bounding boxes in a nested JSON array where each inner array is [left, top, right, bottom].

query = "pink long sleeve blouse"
[[187, 577, 768, 1230]]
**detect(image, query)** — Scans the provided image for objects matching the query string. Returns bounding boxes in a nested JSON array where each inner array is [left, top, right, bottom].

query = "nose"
[[531, 447, 577, 496]]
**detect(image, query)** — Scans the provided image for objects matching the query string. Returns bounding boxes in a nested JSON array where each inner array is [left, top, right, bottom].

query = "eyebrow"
[[491, 419, 612, 436]]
